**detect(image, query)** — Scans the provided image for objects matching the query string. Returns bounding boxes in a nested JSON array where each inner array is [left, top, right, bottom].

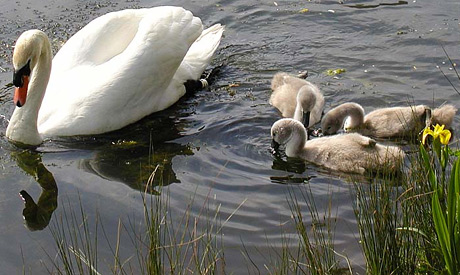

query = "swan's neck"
[[340, 103, 365, 130], [6, 38, 52, 145], [285, 126, 307, 157]]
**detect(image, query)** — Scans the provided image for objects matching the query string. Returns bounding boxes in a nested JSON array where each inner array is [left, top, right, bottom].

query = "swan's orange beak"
[[13, 75, 29, 107]]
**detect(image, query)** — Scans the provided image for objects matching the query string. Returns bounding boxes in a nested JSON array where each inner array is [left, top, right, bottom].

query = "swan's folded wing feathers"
[[52, 9, 150, 72], [179, 24, 224, 80], [38, 7, 208, 136]]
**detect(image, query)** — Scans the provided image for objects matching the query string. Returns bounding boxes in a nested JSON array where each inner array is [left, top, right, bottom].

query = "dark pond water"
[[0, 0, 459, 273]]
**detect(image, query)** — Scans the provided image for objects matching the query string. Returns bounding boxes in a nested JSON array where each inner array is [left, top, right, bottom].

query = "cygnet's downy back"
[[271, 118, 405, 174], [270, 72, 324, 128], [321, 102, 457, 139]]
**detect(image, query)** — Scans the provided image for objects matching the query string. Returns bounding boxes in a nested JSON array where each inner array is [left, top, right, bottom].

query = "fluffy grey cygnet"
[[270, 72, 324, 128], [321, 102, 457, 138], [271, 118, 405, 174]]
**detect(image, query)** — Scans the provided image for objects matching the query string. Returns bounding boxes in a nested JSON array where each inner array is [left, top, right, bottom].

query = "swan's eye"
[[13, 60, 31, 87]]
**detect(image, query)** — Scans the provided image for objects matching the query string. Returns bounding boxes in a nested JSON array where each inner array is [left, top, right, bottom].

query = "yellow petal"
[[422, 127, 434, 145], [439, 129, 452, 145], [433, 124, 444, 133]]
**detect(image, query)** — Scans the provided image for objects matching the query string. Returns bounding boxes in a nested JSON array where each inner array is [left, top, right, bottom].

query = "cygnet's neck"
[[336, 103, 365, 129], [6, 34, 52, 145], [285, 123, 308, 157], [293, 87, 316, 125]]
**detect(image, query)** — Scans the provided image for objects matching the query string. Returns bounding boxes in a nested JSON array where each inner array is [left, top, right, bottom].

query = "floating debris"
[[345, 0, 408, 9], [112, 140, 138, 147], [326, 68, 346, 76], [299, 8, 309, 13]]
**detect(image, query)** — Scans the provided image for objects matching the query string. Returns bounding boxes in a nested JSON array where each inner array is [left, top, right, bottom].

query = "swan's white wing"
[[38, 7, 204, 136], [163, 23, 224, 109]]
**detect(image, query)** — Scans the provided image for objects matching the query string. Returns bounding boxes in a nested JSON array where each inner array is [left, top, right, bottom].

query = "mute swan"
[[271, 118, 405, 174], [270, 72, 324, 128], [6, 7, 224, 145], [321, 102, 457, 138]]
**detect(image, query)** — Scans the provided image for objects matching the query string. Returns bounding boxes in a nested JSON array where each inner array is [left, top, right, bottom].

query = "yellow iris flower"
[[422, 124, 451, 145]]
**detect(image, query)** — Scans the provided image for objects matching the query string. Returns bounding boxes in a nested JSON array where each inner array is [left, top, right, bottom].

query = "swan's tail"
[[432, 104, 457, 127], [179, 24, 224, 80]]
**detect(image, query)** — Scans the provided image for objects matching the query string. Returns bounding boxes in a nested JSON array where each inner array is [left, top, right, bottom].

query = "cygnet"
[[271, 118, 405, 174]]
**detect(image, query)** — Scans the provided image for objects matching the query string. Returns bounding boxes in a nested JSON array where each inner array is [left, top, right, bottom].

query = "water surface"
[[0, 0, 459, 273]]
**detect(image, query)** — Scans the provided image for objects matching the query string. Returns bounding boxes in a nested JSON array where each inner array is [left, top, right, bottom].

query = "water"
[[0, 0, 459, 273]]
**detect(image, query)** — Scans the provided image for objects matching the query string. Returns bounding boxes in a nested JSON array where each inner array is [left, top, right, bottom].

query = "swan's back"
[[52, 9, 149, 69], [38, 7, 222, 137]]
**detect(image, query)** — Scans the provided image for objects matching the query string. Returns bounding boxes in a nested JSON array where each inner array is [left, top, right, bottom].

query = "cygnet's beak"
[[271, 139, 280, 151], [302, 111, 310, 129], [311, 128, 324, 137]]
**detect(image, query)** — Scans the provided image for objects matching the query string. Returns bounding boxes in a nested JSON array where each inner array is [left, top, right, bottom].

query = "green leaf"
[[420, 144, 438, 189], [447, 159, 458, 236], [432, 191, 454, 274]]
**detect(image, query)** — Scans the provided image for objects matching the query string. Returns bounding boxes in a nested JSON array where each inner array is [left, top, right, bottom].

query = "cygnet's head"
[[297, 87, 316, 112], [271, 118, 307, 150], [321, 112, 343, 135]]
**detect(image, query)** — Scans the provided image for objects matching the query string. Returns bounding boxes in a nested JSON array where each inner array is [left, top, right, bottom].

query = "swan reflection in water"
[[11, 131, 192, 231], [80, 141, 193, 193], [57, 105, 196, 193], [12, 150, 58, 231]]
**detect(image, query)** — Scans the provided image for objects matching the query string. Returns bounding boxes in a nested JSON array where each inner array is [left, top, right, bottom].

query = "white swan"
[[270, 72, 324, 128], [271, 118, 405, 174], [6, 7, 224, 145], [321, 102, 457, 138]]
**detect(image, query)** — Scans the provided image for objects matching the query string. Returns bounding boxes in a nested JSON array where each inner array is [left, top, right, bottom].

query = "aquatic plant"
[[43, 169, 227, 274], [420, 124, 460, 274], [259, 184, 352, 274], [286, 185, 344, 274], [353, 123, 460, 273], [353, 172, 420, 273]]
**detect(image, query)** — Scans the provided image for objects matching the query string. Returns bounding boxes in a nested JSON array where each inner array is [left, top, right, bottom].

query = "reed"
[[44, 167, 226, 274], [263, 184, 352, 274], [353, 123, 460, 274]]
